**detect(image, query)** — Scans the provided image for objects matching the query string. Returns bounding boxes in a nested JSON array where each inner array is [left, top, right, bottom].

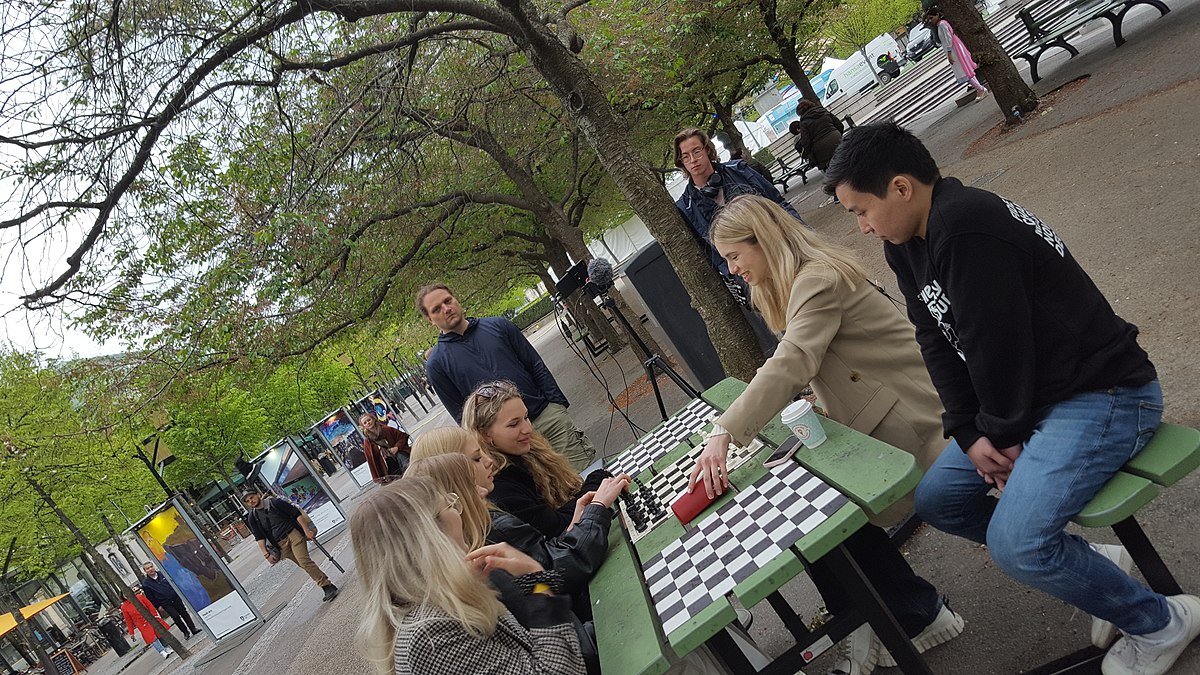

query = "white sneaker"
[[828, 623, 881, 675], [735, 608, 754, 630], [1102, 595, 1200, 675], [1092, 544, 1135, 648], [878, 600, 966, 668]]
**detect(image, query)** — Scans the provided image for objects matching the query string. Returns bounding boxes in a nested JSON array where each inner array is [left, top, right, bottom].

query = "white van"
[[822, 33, 903, 105]]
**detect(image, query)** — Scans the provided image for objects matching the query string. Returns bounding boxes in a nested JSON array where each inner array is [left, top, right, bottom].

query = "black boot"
[[322, 584, 339, 602]]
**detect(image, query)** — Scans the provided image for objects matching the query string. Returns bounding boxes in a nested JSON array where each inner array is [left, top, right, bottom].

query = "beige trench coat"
[[717, 261, 948, 525]]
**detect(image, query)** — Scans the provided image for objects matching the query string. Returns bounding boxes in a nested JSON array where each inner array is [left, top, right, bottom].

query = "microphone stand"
[[596, 288, 700, 421]]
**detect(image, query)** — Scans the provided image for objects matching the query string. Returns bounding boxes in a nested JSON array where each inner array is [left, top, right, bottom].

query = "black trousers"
[[808, 524, 941, 637], [156, 597, 199, 636]]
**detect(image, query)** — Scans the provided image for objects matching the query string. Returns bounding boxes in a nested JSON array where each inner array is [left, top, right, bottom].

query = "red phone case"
[[672, 487, 718, 525]]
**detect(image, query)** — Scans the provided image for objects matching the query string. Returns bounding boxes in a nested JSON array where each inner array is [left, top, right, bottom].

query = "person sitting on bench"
[[826, 120, 1200, 675]]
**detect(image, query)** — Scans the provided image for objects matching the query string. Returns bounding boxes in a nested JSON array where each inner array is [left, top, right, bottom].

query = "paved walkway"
[[86, 1, 1200, 671]]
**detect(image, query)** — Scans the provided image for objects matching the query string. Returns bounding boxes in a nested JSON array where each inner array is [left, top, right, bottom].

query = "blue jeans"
[[914, 380, 1168, 635]]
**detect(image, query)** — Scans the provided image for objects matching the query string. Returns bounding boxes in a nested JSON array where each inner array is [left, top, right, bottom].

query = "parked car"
[[905, 23, 937, 62]]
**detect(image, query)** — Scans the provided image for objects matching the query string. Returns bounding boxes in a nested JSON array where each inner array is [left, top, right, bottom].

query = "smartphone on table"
[[763, 436, 803, 468]]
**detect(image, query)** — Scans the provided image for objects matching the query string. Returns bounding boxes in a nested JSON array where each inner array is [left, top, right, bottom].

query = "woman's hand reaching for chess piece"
[[592, 474, 631, 508]]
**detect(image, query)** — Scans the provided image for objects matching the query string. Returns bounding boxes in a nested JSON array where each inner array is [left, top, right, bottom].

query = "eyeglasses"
[[443, 492, 462, 515]]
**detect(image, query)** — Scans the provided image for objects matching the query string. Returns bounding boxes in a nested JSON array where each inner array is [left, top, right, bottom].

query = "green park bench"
[[1027, 423, 1200, 674], [1012, 0, 1171, 82]]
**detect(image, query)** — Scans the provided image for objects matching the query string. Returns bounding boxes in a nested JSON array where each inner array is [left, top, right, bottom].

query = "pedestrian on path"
[[121, 590, 174, 659], [360, 412, 411, 485], [925, 7, 989, 100], [140, 562, 200, 640], [243, 490, 339, 602]]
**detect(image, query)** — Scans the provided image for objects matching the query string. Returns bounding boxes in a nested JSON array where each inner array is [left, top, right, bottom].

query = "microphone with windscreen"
[[586, 258, 614, 294]]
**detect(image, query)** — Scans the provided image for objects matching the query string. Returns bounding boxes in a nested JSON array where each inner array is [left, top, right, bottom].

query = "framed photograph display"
[[252, 438, 347, 542], [311, 407, 372, 487], [129, 500, 262, 641]]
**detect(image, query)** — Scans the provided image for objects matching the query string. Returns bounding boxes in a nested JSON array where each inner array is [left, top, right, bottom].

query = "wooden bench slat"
[[1074, 471, 1159, 528], [1124, 423, 1200, 487]]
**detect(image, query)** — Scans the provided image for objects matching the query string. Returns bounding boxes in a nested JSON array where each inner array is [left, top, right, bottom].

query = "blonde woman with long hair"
[[688, 195, 963, 675], [351, 476, 585, 675], [407, 447, 617, 602], [463, 380, 629, 538]]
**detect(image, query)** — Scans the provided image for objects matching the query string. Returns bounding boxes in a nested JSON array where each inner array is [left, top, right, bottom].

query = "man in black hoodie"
[[824, 121, 1199, 675]]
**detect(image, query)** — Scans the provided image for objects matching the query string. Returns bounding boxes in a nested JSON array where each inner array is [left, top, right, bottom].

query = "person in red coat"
[[122, 590, 174, 658], [359, 413, 411, 484]]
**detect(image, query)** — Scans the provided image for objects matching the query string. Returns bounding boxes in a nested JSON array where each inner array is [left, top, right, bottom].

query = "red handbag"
[[672, 487, 719, 525]]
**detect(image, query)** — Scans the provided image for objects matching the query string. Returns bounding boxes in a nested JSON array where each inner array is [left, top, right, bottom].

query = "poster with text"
[[257, 439, 346, 540], [137, 505, 258, 639], [313, 408, 372, 487]]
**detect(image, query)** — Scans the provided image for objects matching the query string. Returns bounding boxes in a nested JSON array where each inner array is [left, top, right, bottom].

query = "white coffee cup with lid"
[[780, 399, 827, 448]]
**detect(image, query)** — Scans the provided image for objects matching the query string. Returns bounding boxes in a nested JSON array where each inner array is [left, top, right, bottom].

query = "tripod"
[[598, 291, 699, 421]]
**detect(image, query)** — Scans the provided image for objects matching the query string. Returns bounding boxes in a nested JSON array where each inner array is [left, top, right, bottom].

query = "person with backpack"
[[794, 99, 845, 172], [243, 489, 339, 602]]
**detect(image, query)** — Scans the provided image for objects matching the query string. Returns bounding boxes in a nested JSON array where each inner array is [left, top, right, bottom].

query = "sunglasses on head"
[[475, 383, 512, 400]]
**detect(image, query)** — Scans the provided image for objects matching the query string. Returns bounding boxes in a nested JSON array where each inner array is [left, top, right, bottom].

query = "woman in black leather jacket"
[[409, 430, 625, 597]]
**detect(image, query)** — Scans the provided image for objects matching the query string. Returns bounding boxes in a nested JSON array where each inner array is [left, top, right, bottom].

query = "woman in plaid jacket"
[[351, 476, 585, 675]]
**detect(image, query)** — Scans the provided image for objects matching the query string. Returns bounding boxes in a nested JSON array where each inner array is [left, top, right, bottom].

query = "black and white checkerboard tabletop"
[[641, 460, 849, 636], [619, 437, 764, 543], [606, 398, 720, 477]]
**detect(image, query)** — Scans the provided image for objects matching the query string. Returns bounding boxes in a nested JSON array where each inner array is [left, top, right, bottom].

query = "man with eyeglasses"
[[673, 128, 806, 291], [243, 490, 339, 602], [417, 283, 596, 471]]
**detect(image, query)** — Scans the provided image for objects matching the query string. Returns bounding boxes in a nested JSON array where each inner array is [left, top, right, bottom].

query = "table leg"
[[1112, 516, 1183, 596], [706, 626, 757, 673], [766, 591, 812, 642], [822, 544, 934, 675]]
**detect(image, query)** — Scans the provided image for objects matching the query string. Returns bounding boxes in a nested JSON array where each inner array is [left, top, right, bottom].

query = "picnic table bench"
[[1013, 0, 1171, 82], [592, 378, 1200, 674], [1027, 423, 1200, 673]]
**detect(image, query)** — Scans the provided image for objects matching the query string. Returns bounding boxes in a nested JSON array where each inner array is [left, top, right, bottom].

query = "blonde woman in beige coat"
[[688, 195, 963, 675]]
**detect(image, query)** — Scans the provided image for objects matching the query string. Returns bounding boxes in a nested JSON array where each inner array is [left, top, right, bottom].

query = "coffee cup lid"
[[781, 399, 812, 420]]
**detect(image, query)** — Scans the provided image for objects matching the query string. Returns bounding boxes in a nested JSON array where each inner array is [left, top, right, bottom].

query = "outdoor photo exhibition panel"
[[311, 407, 373, 488], [253, 438, 348, 543], [129, 498, 262, 641], [353, 389, 405, 431]]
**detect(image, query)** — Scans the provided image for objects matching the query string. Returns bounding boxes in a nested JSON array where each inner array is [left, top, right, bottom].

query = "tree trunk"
[[860, 46, 884, 86], [77, 548, 123, 609], [711, 97, 750, 159], [25, 479, 190, 659], [101, 515, 144, 582], [504, 2, 763, 382], [757, 0, 822, 104], [938, 0, 1038, 123], [1, 543, 56, 674]]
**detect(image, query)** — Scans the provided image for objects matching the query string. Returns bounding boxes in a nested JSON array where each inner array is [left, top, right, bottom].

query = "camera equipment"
[[552, 260, 590, 301], [586, 258, 699, 420]]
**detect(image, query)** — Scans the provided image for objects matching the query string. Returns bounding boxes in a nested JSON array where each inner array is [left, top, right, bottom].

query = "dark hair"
[[673, 128, 719, 169], [415, 283, 452, 317], [822, 121, 940, 196], [796, 99, 819, 115]]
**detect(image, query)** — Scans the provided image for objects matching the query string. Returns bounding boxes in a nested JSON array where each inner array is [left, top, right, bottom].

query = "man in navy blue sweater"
[[418, 284, 595, 470], [141, 562, 199, 639]]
